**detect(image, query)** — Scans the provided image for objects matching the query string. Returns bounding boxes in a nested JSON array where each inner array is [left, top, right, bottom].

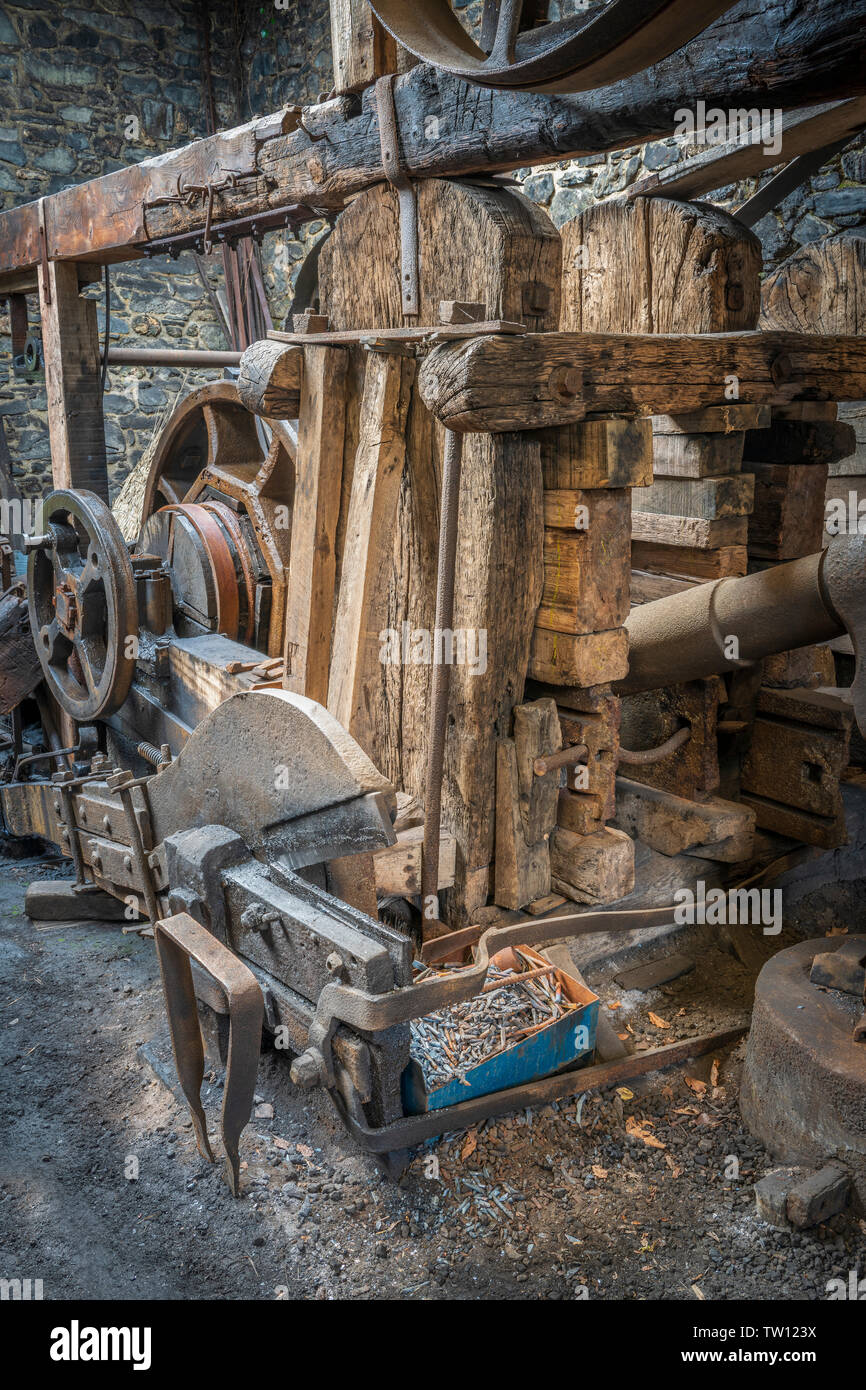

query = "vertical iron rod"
[[421, 429, 464, 936]]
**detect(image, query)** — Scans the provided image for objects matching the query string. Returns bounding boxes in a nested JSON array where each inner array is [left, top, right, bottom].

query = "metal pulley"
[[26, 489, 138, 721], [367, 0, 737, 94]]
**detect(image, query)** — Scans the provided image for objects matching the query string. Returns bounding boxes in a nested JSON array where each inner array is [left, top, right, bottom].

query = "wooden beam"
[[283, 346, 348, 704], [329, 0, 397, 94], [0, 0, 864, 277], [327, 349, 415, 746], [37, 260, 109, 500], [418, 331, 866, 432]]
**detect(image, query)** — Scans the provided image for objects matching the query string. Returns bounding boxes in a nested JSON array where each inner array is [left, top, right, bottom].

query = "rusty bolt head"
[[54, 581, 78, 637], [290, 1049, 321, 1089]]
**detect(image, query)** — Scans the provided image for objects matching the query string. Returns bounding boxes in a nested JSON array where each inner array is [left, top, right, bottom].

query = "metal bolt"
[[326, 951, 345, 977], [549, 365, 582, 400]]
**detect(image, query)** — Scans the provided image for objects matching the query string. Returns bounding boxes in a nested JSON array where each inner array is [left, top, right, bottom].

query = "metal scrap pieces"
[[410, 951, 576, 1093]]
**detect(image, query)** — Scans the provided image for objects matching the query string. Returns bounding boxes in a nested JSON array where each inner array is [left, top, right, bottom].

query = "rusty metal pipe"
[[617, 541, 852, 697], [421, 429, 464, 934], [533, 743, 588, 777], [618, 725, 692, 765], [105, 348, 242, 368]]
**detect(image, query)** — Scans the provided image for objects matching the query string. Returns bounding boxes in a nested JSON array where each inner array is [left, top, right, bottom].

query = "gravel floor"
[[2, 854, 865, 1301]]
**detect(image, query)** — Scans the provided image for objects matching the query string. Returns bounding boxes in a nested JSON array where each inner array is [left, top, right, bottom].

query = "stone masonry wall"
[[1, 1, 864, 502]]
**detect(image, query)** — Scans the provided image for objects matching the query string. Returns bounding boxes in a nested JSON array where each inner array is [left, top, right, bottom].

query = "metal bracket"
[[154, 911, 264, 1196], [37, 198, 51, 305], [375, 73, 419, 318]]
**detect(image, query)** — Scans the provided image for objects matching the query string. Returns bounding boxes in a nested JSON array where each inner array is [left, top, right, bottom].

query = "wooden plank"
[[283, 346, 348, 703], [629, 568, 699, 604], [529, 627, 628, 687], [494, 699, 561, 910], [652, 430, 745, 478], [38, 260, 109, 500], [539, 418, 653, 490], [329, 0, 397, 94], [0, 0, 863, 274], [652, 404, 771, 433], [743, 418, 856, 465], [418, 330, 866, 433], [539, 490, 631, 633], [631, 513, 748, 548], [631, 540, 747, 578], [633, 473, 754, 521], [327, 348, 415, 745], [267, 320, 526, 345]]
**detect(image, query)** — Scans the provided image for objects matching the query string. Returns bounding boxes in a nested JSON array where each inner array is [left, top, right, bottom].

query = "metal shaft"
[[421, 429, 464, 935], [617, 544, 847, 697], [106, 348, 242, 368]]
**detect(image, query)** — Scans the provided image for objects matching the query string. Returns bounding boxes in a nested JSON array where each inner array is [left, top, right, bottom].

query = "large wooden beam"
[[418, 331, 866, 433], [38, 261, 109, 499], [0, 0, 864, 280]]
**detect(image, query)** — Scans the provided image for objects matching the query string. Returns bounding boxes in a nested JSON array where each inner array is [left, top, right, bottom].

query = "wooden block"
[[293, 311, 329, 334], [550, 825, 634, 905], [329, 0, 397, 93], [327, 350, 415, 746], [747, 461, 828, 559], [620, 679, 723, 798], [634, 473, 754, 520], [529, 628, 628, 687], [651, 431, 745, 478], [538, 490, 631, 633], [631, 512, 748, 549], [763, 645, 836, 690], [558, 691, 619, 823], [557, 787, 605, 836], [373, 825, 456, 895], [743, 419, 856, 465], [25, 880, 129, 923], [615, 777, 755, 862], [237, 339, 304, 417], [772, 403, 838, 422], [652, 404, 771, 434], [631, 541, 747, 579], [740, 687, 852, 848], [540, 418, 653, 490], [439, 300, 486, 324]]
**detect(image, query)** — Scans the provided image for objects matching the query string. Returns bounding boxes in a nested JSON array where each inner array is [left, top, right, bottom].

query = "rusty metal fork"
[[154, 912, 264, 1196]]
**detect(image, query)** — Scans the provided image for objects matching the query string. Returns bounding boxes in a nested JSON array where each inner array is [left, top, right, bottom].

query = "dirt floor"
[[2, 850, 865, 1302]]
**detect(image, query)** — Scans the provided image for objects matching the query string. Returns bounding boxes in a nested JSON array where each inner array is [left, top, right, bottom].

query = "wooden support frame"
[[0, 0, 863, 281], [37, 260, 109, 501]]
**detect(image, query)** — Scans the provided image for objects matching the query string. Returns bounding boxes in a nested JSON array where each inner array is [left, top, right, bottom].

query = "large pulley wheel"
[[27, 489, 138, 721], [368, 0, 736, 94]]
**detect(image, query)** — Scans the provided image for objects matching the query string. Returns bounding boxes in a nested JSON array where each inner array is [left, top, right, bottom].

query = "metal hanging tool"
[[375, 73, 419, 318], [154, 911, 264, 1196]]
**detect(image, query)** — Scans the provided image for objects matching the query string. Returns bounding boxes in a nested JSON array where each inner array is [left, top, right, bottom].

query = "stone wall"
[[0, 0, 333, 500], [1, 1, 864, 503]]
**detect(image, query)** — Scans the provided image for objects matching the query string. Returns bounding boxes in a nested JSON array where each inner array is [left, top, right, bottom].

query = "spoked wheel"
[[140, 380, 296, 529], [368, 0, 737, 93], [27, 490, 138, 721]]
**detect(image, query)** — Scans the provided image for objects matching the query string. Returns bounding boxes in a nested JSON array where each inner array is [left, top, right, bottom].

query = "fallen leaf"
[[273, 1137, 290, 1150], [296, 1143, 314, 1158], [710, 1059, 720, 1088], [616, 1086, 634, 1101], [648, 1011, 671, 1029], [606, 1000, 621, 1011], [461, 1131, 478, 1161], [626, 1115, 667, 1150], [684, 1076, 707, 1096], [617, 1033, 629, 1041], [591, 1164, 608, 1180], [691, 1283, 706, 1301]]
